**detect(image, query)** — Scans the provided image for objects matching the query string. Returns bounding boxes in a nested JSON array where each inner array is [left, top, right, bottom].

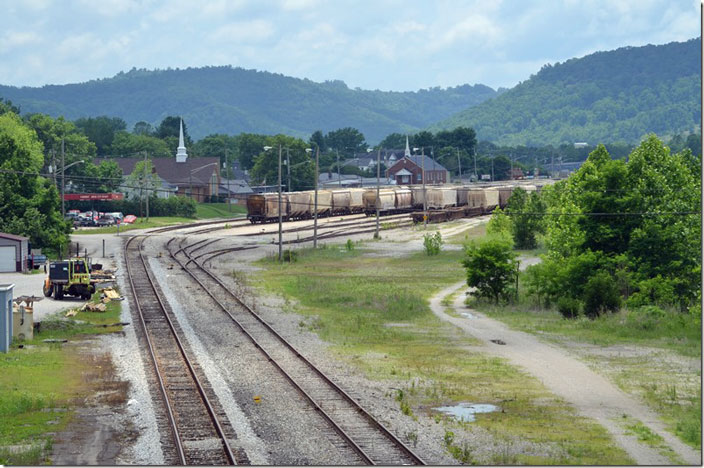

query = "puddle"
[[434, 403, 499, 422], [461, 312, 475, 319]]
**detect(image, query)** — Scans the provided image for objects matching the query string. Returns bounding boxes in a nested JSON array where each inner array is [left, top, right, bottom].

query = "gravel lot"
[[45, 216, 526, 464]]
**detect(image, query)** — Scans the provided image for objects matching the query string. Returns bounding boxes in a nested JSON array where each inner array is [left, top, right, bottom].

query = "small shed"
[[0, 233, 28, 273]]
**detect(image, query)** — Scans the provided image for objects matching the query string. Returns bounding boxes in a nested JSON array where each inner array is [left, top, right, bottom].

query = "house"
[[219, 178, 253, 204], [96, 120, 221, 202], [0, 233, 28, 273], [386, 155, 450, 185]]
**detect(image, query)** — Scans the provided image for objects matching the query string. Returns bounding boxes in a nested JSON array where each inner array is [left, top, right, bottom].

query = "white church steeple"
[[404, 135, 411, 157], [176, 119, 188, 163]]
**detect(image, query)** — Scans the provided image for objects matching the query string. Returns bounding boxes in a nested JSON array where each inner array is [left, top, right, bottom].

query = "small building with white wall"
[[0, 233, 28, 273]]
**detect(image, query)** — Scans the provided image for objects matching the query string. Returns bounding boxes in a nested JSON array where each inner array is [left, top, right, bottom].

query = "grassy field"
[[74, 202, 246, 235], [254, 245, 632, 464], [0, 288, 123, 465], [195, 202, 246, 219], [469, 264, 702, 450]]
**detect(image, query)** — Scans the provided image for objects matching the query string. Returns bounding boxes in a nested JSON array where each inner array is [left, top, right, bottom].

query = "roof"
[[95, 157, 221, 186], [219, 179, 253, 195], [0, 232, 29, 242], [405, 155, 448, 172]]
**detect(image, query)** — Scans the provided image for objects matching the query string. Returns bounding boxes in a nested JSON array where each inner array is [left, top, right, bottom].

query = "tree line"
[[464, 135, 701, 319]]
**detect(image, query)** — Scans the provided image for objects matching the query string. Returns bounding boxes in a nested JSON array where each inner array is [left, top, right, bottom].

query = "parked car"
[[96, 215, 116, 226], [122, 215, 137, 224]]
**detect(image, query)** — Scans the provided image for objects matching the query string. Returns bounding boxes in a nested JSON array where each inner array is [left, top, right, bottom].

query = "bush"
[[582, 272, 621, 318], [463, 238, 518, 304], [423, 231, 443, 256], [557, 296, 582, 319], [627, 305, 666, 331], [282, 249, 298, 263]]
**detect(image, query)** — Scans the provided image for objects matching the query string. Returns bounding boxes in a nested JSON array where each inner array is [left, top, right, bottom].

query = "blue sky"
[[1, 0, 699, 91]]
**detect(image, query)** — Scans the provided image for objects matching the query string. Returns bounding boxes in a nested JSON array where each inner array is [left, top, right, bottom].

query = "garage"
[[0, 233, 28, 273], [0, 247, 15, 272]]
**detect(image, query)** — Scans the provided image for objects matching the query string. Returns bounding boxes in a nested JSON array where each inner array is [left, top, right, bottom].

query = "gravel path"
[[430, 281, 702, 465]]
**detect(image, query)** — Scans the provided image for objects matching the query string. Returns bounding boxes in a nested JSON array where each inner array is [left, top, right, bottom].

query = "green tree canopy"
[[0, 112, 69, 250], [74, 115, 126, 155], [463, 238, 519, 304]]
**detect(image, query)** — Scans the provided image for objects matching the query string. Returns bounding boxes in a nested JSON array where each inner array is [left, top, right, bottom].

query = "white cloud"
[[0, 31, 43, 54], [209, 20, 275, 43]]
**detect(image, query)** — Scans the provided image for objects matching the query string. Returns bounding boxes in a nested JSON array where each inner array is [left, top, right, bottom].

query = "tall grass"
[[256, 246, 633, 464]]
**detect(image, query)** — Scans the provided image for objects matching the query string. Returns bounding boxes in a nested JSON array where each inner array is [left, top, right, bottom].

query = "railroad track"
[[123, 235, 241, 465], [167, 237, 426, 466]]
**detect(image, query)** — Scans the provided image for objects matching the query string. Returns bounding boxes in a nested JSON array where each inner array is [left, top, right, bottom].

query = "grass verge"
[[195, 202, 246, 219], [471, 276, 702, 450], [255, 245, 632, 464], [0, 287, 123, 464]]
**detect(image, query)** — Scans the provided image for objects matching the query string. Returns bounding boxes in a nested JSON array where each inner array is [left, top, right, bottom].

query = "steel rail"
[[171, 238, 425, 465], [125, 235, 237, 465], [124, 235, 186, 465], [170, 237, 374, 465]]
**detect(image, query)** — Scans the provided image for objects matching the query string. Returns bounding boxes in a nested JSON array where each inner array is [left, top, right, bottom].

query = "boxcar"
[[247, 193, 288, 223], [393, 187, 413, 211], [484, 189, 500, 213], [363, 189, 396, 215], [312, 190, 332, 217], [288, 191, 312, 220], [331, 189, 352, 215], [348, 188, 365, 213], [498, 186, 514, 208]]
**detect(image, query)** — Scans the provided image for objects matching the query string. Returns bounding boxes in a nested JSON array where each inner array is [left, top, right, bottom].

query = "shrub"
[[463, 238, 518, 304], [423, 231, 443, 256], [582, 272, 621, 318], [627, 305, 666, 331], [345, 239, 354, 251], [282, 249, 298, 263], [557, 296, 582, 319]]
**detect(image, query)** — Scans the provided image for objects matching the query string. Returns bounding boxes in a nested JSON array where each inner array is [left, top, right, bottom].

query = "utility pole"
[[336, 149, 341, 187], [226, 148, 231, 212], [51, 149, 57, 189], [457, 148, 462, 183], [422, 147, 427, 228], [278, 145, 283, 262], [61, 138, 65, 217], [144, 151, 150, 222], [286, 147, 291, 193], [375, 148, 381, 239], [314, 146, 319, 248], [473, 147, 478, 183], [491, 157, 494, 182]]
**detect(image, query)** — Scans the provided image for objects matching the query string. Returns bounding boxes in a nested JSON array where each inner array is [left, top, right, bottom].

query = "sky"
[[1, 0, 700, 92]]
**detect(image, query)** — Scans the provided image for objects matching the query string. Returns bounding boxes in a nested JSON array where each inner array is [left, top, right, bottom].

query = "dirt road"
[[430, 281, 701, 465]]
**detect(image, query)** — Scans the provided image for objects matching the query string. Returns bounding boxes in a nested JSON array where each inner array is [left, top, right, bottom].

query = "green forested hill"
[[431, 38, 701, 146], [0, 66, 496, 142]]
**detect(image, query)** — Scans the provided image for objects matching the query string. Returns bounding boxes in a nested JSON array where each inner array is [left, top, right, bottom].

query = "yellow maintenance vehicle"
[[42, 258, 97, 300]]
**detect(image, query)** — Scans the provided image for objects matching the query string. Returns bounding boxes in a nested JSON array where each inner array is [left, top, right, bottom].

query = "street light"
[[413, 147, 427, 227], [305, 145, 319, 248], [60, 159, 85, 217], [264, 145, 285, 262], [189, 162, 219, 202]]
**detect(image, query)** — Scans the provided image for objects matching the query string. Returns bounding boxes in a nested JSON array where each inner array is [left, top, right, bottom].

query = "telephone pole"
[[375, 148, 381, 239], [278, 145, 283, 262], [61, 138, 65, 217], [457, 148, 461, 183], [144, 151, 150, 222]]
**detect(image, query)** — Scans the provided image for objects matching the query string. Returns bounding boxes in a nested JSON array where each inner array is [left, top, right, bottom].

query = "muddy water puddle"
[[434, 403, 499, 422]]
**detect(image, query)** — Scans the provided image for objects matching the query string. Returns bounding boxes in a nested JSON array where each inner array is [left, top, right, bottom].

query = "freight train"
[[246, 184, 539, 224]]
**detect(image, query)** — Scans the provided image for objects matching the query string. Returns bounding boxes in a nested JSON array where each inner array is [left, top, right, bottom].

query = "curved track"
[[124, 235, 240, 465], [168, 238, 426, 466]]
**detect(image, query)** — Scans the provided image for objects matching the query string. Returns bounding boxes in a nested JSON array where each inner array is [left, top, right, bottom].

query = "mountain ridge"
[[430, 38, 701, 145], [0, 65, 497, 143]]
